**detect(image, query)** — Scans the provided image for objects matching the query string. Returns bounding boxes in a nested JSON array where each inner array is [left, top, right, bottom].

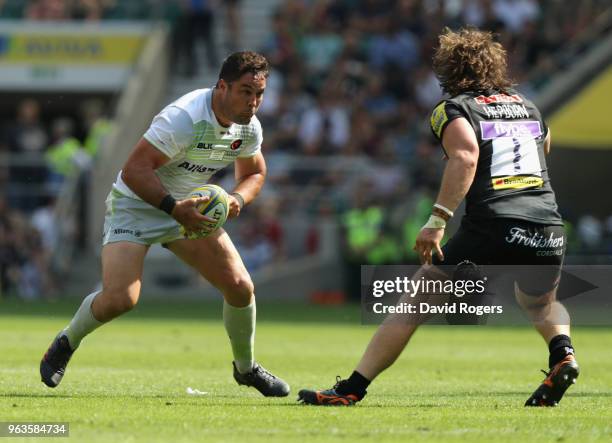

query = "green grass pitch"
[[1, 298, 611, 442]]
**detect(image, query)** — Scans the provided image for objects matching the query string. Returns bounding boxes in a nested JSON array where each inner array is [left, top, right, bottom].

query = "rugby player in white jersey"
[[40, 51, 290, 397]]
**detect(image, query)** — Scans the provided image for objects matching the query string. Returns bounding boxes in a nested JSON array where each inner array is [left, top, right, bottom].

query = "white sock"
[[63, 291, 103, 350], [223, 300, 255, 374]]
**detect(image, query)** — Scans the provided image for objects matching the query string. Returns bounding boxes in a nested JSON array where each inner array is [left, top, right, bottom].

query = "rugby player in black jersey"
[[298, 28, 578, 407]]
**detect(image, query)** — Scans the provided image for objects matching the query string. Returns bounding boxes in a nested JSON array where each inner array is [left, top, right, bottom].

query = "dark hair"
[[218, 51, 269, 83], [433, 28, 513, 96]]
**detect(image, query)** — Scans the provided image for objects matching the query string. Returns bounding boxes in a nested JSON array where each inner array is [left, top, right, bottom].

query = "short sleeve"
[[238, 117, 263, 158], [143, 106, 194, 159], [430, 100, 466, 141], [542, 119, 549, 139]]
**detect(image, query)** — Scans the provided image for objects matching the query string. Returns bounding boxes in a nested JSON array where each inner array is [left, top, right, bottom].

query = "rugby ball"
[[180, 184, 229, 239]]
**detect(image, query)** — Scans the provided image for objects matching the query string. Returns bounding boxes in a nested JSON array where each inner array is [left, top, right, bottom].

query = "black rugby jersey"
[[430, 89, 563, 225]]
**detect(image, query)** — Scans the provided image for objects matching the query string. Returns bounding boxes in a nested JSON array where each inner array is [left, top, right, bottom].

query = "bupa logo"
[[230, 139, 242, 150], [196, 142, 213, 150]]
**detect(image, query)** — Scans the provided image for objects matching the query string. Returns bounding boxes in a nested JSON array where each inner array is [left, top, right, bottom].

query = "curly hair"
[[433, 28, 513, 96], [218, 51, 269, 83]]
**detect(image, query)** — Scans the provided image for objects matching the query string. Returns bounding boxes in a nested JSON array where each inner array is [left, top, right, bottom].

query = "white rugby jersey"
[[113, 88, 263, 200]]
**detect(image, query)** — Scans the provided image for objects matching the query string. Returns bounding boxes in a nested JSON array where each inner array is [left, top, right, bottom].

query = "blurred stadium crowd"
[[250, 0, 612, 268], [0, 97, 111, 298], [1, 0, 612, 298]]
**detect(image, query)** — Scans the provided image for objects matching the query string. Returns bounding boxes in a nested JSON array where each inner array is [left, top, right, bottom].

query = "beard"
[[233, 113, 253, 125]]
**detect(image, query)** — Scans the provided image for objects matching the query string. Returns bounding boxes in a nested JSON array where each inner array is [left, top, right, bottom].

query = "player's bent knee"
[[101, 287, 140, 313], [221, 275, 254, 306], [515, 288, 555, 311]]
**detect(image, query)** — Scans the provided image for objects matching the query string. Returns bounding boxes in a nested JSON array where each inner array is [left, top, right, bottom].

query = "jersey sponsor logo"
[[195, 142, 213, 150], [112, 228, 141, 238], [230, 139, 243, 150], [536, 249, 564, 256], [505, 227, 564, 248], [480, 121, 542, 140], [474, 94, 523, 104], [482, 104, 530, 119], [177, 161, 220, 173], [430, 102, 448, 139], [492, 175, 543, 190]]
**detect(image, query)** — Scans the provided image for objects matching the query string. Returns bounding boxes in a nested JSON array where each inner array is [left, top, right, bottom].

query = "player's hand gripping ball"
[[180, 184, 229, 239]]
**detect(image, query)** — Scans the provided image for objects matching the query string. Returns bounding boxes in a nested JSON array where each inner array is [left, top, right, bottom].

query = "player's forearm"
[[121, 166, 171, 209], [436, 155, 477, 212], [232, 173, 266, 205]]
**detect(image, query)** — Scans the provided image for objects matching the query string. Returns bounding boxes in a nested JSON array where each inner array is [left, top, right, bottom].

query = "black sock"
[[336, 371, 370, 398], [548, 334, 574, 368]]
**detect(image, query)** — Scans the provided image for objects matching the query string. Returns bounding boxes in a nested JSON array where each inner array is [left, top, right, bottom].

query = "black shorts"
[[434, 217, 566, 296]]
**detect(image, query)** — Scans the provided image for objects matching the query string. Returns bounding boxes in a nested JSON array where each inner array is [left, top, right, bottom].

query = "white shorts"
[[102, 187, 183, 246]]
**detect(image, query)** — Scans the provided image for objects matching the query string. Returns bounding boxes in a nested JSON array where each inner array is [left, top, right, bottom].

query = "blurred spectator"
[[297, 90, 350, 155], [361, 75, 400, 127], [254, 198, 285, 261], [261, 11, 299, 75], [410, 139, 444, 193], [0, 197, 14, 296], [31, 197, 59, 252], [45, 117, 91, 188], [345, 107, 380, 157], [175, 0, 219, 77], [492, 0, 540, 33], [0, 196, 54, 299], [71, 0, 106, 20], [366, 143, 407, 201], [349, 0, 394, 34], [257, 69, 283, 118], [6, 99, 48, 154], [235, 224, 274, 272], [577, 215, 603, 251], [4, 99, 49, 210], [606, 215, 612, 237], [413, 66, 443, 111], [299, 15, 344, 81], [367, 16, 420, 72], [0, 0, 25, 18], [26, 0, 70, 20], [222, 0, 242, 51], [460, 0, 506, 32], [81, 99, 113, 158]]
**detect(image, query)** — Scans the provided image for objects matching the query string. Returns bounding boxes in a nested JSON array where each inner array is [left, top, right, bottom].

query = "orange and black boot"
[[525, 355, 580, 407], [298, 377, 364, 406]]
